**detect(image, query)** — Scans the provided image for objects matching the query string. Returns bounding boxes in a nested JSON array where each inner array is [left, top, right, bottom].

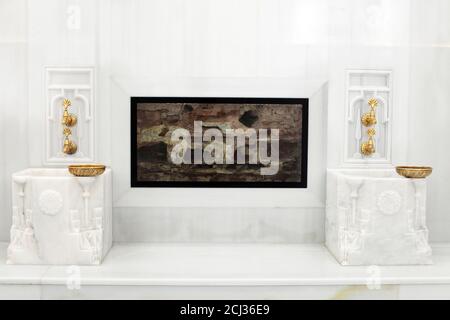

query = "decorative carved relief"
[[94, 208, 103, 228], [70, 209, 81, 233], [7, 176, 40, 264], [346, 178, 364, 226], [326, 169, 432, 265], [415, 229, 432, 254], [75, 177, 96, 228], [79, 230, 103, 265], [8, 168, 112, 265], [377, 190, 402, 215], [345, 230, 363, 253], [38, 190, 63, 216], [7, 208, 39, 264]]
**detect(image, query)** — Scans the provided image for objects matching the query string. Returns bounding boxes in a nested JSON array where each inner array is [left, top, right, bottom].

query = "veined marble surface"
[[2, 242, 450, 299]]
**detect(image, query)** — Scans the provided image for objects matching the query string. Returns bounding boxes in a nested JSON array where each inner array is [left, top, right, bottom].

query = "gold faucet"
[[63, 127, 77, 154], [62, 99, 77, 127], [361, 127, 376, 156], [361, 98, 378, 127], [62, 99, 77, 155]]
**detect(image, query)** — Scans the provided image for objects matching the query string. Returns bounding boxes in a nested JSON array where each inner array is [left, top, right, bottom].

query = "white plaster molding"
[[44, 67, 95, 165], [344, 70, 393, 166]]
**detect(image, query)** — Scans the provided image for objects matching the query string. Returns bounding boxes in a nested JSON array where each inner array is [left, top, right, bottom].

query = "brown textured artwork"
[[131, 98, 308, 188]]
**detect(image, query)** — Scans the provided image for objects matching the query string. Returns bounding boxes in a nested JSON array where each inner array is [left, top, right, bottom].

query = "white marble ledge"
[[2, 242, 450, 288]]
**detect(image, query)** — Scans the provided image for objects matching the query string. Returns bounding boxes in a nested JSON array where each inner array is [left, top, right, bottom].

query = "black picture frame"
[[131, 97, 308, 188]]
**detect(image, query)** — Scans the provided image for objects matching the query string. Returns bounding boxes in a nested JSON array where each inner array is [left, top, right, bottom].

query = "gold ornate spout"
[[361, 98, 378, 127], [61, 98, 77, 127], [361, 128, 376, 156], [63, 127, 77, 154]]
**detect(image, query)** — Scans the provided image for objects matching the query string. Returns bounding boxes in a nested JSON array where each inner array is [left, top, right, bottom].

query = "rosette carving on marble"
[[377, 190, 402, 215], [38, 190, 63, 216]]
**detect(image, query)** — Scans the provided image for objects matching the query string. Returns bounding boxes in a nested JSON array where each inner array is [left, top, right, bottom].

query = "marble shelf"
[[1, 242, 450, 299]]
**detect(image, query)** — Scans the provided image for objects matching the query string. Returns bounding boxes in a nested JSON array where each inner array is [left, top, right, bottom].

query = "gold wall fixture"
[[62, 99, 77, 155], [62, 98, 77, 127], [361, 98, 378, 127], [63, 127, 77, 154], [360, 98, 378, 157], [361, 127, 376, 156]]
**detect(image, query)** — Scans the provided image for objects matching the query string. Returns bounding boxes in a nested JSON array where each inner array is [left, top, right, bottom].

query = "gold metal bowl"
[[396, 166, 432, 179], [68, 164, 106, 177]]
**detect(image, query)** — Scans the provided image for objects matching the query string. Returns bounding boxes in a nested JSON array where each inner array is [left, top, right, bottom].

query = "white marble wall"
[[0, 0, 449, 243], [407, 0, 450, 242], [0, 0, 28, 242]]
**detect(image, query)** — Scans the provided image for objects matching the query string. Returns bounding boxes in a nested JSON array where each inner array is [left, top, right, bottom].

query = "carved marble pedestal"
[[7, 168, 112, 265], [326, 169, 432, 266]]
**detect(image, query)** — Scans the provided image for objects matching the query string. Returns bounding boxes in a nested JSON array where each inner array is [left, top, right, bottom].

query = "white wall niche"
[[109, 76, 328, 242], [45, 67, 95, 165], [344, 70, 392, 166], [110, 76, 327, 208]]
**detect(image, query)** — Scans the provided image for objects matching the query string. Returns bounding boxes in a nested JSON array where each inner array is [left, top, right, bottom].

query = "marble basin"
[[325, 169, 432, 266], [7, 168, 112, 265]]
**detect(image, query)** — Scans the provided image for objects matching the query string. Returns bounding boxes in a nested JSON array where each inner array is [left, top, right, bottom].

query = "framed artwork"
[[131, 97, 308, 188]]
